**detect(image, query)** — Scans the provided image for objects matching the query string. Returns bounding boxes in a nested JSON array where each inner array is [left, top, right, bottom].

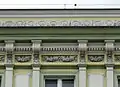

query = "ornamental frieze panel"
[[42, 55, 77, 62], [88, 55, 104, 62], [15, 55, 32, 62], [1, 20, 120, 27]]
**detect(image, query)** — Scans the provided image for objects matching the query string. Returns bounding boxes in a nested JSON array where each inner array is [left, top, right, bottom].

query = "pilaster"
[[5, 40, 14, 87], [105, 40, 115, 87], [78, 64, 87, 87], [32, 40, 41, 87], [32, 40, 42, 64], [106, 65, 114, 87], [32, 67, 40, 87], [78, 40, 87, 87], [105, 40, 114, 64], [78, 40, 88, 63]]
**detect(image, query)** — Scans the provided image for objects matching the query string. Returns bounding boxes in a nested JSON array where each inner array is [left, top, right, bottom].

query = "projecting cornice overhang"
[[0, 9, 120, 27]]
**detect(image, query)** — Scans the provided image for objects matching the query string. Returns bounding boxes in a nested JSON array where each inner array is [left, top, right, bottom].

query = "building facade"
[[0, 9, 120, 87]]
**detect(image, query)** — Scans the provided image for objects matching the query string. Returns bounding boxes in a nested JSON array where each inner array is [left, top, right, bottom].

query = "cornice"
[[0, 9, 119, 27], [0, 9, 120, 18]]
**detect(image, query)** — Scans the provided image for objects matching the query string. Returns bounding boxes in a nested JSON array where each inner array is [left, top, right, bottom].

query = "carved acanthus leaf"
[[43, 55, 77, 62], [88, 55, 104, 62], [15, 55, 31, 62]]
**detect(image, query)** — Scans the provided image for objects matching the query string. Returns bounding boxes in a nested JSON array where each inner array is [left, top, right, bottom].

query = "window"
[[118, 76, 120, 87], [62, 79, 74, 87], [0, 76, 2, 87], [45, 79, 57, 87], [45, 76, 74, 87], [0, 74, 4, 87]]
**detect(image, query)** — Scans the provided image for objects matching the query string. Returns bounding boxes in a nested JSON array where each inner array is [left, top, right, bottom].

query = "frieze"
[[0, 20, 120, 27], [42, 55, 77, 62], [88, 55, 104, 62], [15, 55, 31, 62]]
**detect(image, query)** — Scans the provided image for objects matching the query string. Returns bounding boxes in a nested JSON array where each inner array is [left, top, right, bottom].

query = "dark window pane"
[[62, 79, 74, 87], [118, 79, 120, 87], [45, 79, 57, 87], [0, 76, 2, 87]]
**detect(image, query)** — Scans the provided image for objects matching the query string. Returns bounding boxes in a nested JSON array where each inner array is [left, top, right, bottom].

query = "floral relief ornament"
[[1, 20, 120, 27], [43, 55, 77, 62], [15, 55, 31, 62], [88, 55, 104, 62]]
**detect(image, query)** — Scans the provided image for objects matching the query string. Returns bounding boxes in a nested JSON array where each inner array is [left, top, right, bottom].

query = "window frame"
[[44, 75, 76, 87], [0, 74, 4, 87], [115, 73, 120, 87], [113, 71, 120, 87]]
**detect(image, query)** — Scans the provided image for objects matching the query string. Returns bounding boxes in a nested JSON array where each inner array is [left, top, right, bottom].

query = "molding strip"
[[0, 20, 120, 27]]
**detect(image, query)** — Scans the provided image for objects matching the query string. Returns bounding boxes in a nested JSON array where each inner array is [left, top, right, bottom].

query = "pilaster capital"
[[105, 40, 115, 51], [5, 64, 14, 71], [5, 40, 15, 43], [31, 40, 42, 43], [5, 40, 15, 53], [105, 63, 114, 67], [77, 63, 87, 67], [32, 65, 40, 71], [78, 40, 88, 51], [78, 64, 87, 71], [32, 64, 41, 68], [33, 67, 40, 71], [105, 40, 115, 43], [106, 65, 114, 71], [32, 40, 42, 53], [78, 40, 88, 43]]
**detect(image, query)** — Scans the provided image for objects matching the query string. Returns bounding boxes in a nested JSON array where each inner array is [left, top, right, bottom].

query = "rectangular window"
[[118, 79, 120, 87], [0, 75, 4, 87], [62, 79, 74, 87], [45, 76, 74, 87], [45, 79, 57, 87], [117, 76, 120, 87], [0, 76, 2, 87]]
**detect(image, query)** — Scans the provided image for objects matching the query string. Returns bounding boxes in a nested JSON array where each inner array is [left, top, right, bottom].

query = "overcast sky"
[[0, 0, 120, 9]]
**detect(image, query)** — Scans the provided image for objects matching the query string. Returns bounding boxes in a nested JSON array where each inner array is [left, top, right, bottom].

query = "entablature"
[[0, 40, 119, 67]]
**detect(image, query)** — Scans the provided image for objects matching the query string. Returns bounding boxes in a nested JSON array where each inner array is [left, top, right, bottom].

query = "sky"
[[0, 0, 120, 9]]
